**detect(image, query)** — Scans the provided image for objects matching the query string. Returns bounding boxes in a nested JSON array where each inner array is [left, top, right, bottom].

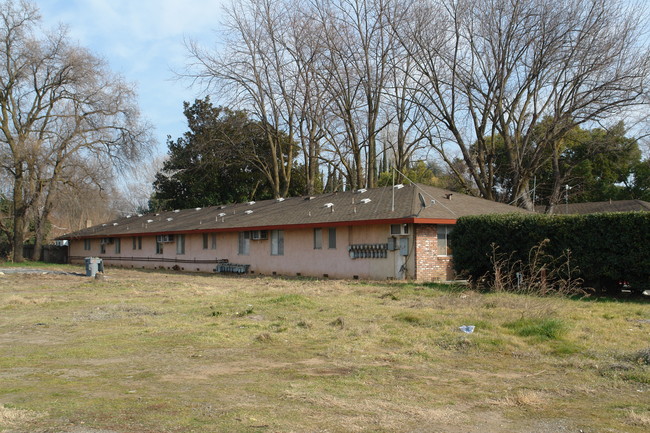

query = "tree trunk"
[[12, 165, 27, 262]]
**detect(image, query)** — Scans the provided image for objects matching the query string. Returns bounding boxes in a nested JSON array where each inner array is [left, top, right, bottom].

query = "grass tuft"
[[504, 317, 568, 341]]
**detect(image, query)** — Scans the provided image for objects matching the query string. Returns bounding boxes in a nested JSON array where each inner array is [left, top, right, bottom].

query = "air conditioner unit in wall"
[[156, 234, 175, 243], [390, 224, 409, 236], [251, 230, 268, 240]]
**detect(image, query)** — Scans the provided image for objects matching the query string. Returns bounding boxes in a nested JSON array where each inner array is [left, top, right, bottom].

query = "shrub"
[[451, 212, 650, 292]]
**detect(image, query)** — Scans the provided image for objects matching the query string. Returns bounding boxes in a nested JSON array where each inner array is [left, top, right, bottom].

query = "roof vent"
[[219, 205, 227, 209], [360, 198, 371, 204], [244, 210, 253, 215], [102, 224, 107, 227], [393, 184, 404, 189], [276, 197, 285, 202], [173, 209, 180, 213], [113, 222, 119, 226], [166, 217, 173, 222], [356, 188, 367, 194], [324, 203, 334, 208], [218, 212, 226, 217], [137, 214, 143, 217], [146, 219, 154, 223], [126, 215, 132, 218], [304, 196, 316, 200], [445, 193, 453, 200], [195, 207, 201, 211], [247, 201, 256, 205]]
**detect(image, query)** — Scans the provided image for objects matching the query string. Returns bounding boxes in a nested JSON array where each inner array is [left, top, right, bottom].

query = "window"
[[133, 236, 142, 250], [390, 224, 409, 235], [202, 233, 208, 249], [313, 228, 322, 249], [100, 243, 106, 254], [328, 227, 336, 249], [84, 239, 91, 251], [138, 236, 142, 250], [176, 234, 185, 255], [271, 230, 284, 256], [211, 233, 217, 250], [114, 238, 121, 254], [437, 225, 453, 256], [238, 231, 250, 255], [156, 240, 163, 254]]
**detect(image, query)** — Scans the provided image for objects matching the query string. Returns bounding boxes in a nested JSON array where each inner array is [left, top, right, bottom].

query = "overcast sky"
[[35, 0, 227, 157]]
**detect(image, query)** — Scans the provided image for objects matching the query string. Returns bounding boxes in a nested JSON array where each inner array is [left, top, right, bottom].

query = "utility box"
[[85, 257, 104, 277]]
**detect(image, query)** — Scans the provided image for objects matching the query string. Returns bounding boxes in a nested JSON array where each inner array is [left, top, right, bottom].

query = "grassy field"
[[0, 264, 649, 433]]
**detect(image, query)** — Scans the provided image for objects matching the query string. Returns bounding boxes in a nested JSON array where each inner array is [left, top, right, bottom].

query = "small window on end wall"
[[313, 228, 322, 249], [328, 227, 336, 249], [271, 230, 284, 256], [176, 234, 185, 255], [238, 231, 250, 255], [437, 225, 453, 256]]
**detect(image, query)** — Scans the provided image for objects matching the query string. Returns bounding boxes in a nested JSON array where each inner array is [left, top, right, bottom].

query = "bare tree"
[[116, 156, 166, 214], [186, 0, 299, 198], [312, 0, 396, 189], [0, 0, 152, 261], [401, 0, 650, 209]]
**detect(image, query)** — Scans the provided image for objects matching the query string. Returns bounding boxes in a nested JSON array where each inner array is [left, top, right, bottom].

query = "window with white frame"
[[313, 228, 322, 249], [437, 225, 453, 256], [176, 234, 185, 255], [238, 231, 250, 255], [271, 230, 284, 256]]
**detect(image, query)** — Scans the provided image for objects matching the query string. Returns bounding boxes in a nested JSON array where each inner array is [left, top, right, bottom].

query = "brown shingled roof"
[[60, 183, 529, 239], [541, 200, 650, 215]]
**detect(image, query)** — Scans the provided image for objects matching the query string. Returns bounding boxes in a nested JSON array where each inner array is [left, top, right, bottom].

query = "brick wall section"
[[414, 224, 454, 281]]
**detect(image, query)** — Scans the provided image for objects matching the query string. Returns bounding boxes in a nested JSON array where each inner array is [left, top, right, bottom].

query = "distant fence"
[[22, 245, 68, 264]]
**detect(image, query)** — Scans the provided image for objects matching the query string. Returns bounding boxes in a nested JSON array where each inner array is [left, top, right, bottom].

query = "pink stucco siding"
[[69, 223, 423, 280]]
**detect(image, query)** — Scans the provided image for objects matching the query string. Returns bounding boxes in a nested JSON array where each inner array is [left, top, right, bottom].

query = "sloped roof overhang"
[[63, 217, 457, 240]]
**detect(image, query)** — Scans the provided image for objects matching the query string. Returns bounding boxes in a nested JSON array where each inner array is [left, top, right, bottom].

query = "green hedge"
[[450, 212, 650, 290]]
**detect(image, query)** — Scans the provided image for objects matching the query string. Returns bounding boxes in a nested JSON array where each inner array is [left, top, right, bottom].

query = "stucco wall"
[[69, 223, 418, 280]]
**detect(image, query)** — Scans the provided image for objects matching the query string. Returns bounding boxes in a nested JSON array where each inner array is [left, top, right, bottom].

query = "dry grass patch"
[[0, 266, 648, 433], [0, 405, 46, 426], [625, 410, 650, 427], [490, 389, 550, 408]]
